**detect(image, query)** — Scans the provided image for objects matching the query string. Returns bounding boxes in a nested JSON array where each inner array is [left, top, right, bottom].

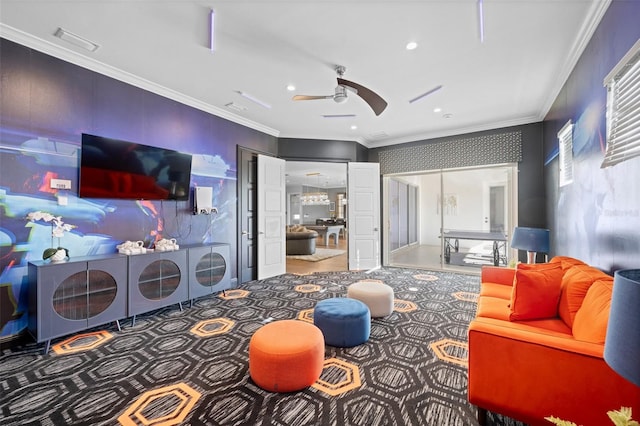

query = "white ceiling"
[[0, 0, 609, 148], [286, 161, 347, 189]]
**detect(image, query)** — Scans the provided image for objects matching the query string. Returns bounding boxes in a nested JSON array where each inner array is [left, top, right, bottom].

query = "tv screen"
[[79, 133, 192, 201]]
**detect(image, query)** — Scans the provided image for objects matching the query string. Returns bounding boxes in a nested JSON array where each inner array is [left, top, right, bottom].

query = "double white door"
[[256, 157, 380, 279]]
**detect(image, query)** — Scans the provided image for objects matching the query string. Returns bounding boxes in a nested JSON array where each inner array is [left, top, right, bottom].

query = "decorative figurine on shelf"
[[26, 211, 76, 261], [154, 238, 179, 251], [43, 247, 69, 262], [116, 240, 146, 255]]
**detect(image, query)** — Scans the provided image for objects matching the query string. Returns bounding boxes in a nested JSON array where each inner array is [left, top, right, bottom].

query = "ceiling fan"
[[292, 65, 388, 116]]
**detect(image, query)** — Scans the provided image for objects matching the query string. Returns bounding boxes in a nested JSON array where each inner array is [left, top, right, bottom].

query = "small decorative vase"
[[43, 247, 69, 262]]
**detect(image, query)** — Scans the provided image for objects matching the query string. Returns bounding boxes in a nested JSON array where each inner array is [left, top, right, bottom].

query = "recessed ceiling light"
[[433, 107, 442, 113], [54, 27, 99, 52], [286, 84, 296, 91], [351, 125, 358, 130], [406, 41, 418, 50]]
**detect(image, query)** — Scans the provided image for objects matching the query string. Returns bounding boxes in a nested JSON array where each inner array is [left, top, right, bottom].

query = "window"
[[558, 120, 574, 186], [601, 39, 640, 168]]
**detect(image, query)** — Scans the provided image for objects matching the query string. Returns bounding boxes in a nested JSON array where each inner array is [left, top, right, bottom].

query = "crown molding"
[[0, 24, 280, 138], [537, 0, 612, 121]]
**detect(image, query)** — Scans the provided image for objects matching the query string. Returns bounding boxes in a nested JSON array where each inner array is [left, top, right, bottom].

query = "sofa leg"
[[477, 407, 487, 426]]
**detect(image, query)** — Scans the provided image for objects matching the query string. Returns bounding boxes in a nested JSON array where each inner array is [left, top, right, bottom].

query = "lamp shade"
[[604, 269, 640, 387], [510, 227, 550, 253]]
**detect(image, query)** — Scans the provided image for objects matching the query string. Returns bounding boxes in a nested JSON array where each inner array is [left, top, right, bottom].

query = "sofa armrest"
[[468, 318, 640, 425], [480, 266, 515, 286]]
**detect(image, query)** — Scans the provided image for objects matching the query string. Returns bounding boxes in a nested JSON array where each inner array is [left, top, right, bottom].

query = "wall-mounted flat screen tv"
[[79, 133, 192, 201]]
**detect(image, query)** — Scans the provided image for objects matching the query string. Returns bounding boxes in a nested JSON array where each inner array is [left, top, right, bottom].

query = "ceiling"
[[286, 161, 347, 189], [0, 0, 609, 148]]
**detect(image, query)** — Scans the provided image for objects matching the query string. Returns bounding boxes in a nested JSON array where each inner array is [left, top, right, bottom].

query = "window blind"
[[558, 120, 573, 186], [601, 39, 640, 168]]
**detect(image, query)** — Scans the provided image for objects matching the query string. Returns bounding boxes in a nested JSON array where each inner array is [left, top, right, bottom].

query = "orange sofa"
[[468, 256, 640, 426]]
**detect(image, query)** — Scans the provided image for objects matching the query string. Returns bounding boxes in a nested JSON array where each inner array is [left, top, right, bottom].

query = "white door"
[[257, 154, 286, 279], [348, 162, 381, 271]]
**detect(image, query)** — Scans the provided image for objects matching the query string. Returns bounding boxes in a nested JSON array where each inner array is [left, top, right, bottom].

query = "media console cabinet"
[[28, 243, 231, 353]]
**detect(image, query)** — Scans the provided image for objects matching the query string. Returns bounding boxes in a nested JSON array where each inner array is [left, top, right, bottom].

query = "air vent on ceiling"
[[54, 27, 99, 52], [367, 131, 389, 140], [225, 102, 247, 112]]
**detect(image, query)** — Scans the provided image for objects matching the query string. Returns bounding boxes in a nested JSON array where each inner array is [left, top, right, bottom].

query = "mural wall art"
[[0, 39, 276, 340]]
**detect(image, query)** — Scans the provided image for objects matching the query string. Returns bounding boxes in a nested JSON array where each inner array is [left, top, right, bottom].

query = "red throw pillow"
[[509, 263, 564, 321]]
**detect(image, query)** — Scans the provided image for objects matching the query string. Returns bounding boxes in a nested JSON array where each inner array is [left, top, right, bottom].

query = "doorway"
[[384, 164, 517, 273], [285, 161, 348, 274], [238, 153, 381, 282]]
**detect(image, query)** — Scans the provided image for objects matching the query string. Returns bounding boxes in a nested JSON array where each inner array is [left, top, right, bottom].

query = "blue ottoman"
[[313, 298, 371, 347]]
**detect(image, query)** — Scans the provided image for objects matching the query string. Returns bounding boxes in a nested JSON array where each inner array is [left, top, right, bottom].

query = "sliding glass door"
[[385, 164, 517, 272]]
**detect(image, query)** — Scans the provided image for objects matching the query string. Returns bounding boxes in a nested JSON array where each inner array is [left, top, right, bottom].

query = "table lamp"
[[604, 269, 640, 387], [510, 227, 550, 263]]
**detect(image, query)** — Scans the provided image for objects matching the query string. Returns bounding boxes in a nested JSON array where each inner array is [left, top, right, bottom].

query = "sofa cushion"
[[550, 255, 586, 271], [509, 263, 564, 321], [477, 296, 511, 321], [558, 265, 612, 328], [480, 282, 512, 299], [572, 279, 613, 344]]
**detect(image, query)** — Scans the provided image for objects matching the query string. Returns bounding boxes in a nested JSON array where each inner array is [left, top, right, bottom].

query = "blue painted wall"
[[0, 39, 277, 340], [543, 0, 640, 272]]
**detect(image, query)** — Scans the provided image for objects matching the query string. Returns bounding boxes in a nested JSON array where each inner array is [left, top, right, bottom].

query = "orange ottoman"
[[249, 320, 325, 392]]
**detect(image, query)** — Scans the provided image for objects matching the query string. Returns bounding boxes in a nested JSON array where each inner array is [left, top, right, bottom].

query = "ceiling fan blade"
[[292, 95, 333, 101], [337, 78, 387, 116]]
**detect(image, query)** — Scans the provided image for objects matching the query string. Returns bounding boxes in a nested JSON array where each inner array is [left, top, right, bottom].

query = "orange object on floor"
[[249, 319, 325, 392]]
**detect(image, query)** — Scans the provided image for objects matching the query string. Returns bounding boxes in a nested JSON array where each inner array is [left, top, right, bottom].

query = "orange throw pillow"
[[572, 279, 613, 344], [509, 263, 564, 321], [550, 255, 586, 271], [558, 265, 612, 328]]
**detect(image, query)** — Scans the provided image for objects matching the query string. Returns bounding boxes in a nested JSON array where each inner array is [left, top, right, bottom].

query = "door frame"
[[238, 155, 384, 279], [382, 163, 518, 271], [236, 146, 274, 284]]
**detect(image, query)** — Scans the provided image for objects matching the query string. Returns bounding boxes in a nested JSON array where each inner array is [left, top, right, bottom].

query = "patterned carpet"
[[0, 268, 525, 426]]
